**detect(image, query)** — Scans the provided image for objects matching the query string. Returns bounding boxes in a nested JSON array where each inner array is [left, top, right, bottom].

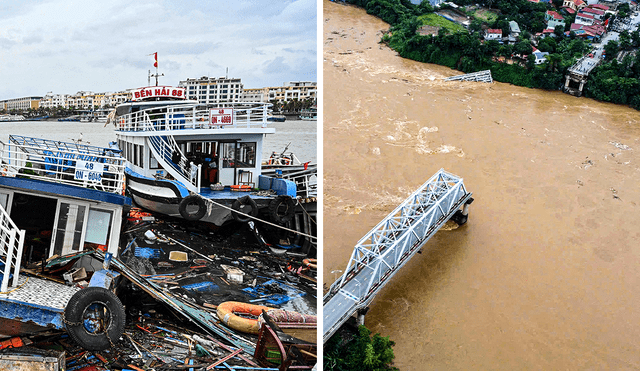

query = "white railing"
[[115, 102, 271, 132], [0, 139, 126, 195], [132, 111, 200, 192], [282, 166, 318, 198], [0, 203, 25, 293]]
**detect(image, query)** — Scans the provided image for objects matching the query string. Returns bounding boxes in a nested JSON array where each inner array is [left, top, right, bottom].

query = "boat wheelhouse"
[[113, 86, 299, 226]]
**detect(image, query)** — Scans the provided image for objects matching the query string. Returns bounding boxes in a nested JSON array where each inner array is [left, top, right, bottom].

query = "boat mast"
[[149, 52, 164, 86]]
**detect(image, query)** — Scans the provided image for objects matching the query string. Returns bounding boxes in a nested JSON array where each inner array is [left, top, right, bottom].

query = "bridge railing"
[[323, 169, 473, 342]]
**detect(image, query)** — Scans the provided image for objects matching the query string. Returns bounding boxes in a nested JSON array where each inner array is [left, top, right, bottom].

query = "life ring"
[[217, 301, 272, 334], [232, 195, 258, 222], [178, 194, 207, 221], [230, 185, 252, 192], [64, 287, 126, 351], [302, 258, 317, 270], [268, 196, 296, 224]]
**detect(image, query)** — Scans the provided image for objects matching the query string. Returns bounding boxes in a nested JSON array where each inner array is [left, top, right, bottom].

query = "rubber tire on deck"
[[178, 194, 207, 221], [268, 195, 296, 224], [232, 195, 259, 222], [64, 287, 125, 351]]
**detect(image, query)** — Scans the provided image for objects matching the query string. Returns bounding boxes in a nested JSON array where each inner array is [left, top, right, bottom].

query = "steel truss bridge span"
[[323, 169, 473, 343]]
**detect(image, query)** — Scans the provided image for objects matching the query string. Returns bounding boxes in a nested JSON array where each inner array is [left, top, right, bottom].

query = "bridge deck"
[[323, 169, 472, 343]]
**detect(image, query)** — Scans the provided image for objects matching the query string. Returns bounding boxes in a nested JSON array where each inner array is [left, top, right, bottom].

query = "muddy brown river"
[[323, 1, 640, 369]]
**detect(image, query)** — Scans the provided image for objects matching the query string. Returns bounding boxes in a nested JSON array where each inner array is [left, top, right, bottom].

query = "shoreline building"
[[178, 77, 244, 105], [241, 81, 317, 104], [0, 96, 43, 112]]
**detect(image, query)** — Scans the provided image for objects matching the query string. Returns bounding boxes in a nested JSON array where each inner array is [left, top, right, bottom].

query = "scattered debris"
[[0, 207, 317, 370]]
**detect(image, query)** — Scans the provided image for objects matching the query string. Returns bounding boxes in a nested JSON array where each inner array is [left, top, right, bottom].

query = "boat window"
[[84, 208, 113, 247], [149, 150, 160, 169], [236, 142, 256, 168], [221, 143, 236, 168], [115, 105, 131, 116], [0, 193, 9, 211]]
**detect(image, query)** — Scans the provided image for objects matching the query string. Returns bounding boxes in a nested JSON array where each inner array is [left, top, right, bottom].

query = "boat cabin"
[[0, 136, 130, 264]]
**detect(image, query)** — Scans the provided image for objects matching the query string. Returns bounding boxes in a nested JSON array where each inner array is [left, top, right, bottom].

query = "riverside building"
[[178, 77, 244, 105]]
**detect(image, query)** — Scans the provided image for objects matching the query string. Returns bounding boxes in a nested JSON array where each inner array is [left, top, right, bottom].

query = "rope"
[[0, 276, 29, 294], [200, 195, 317, 240]]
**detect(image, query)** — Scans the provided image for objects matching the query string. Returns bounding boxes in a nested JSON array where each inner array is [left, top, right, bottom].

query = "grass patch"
[[418, 13, 466, 34], [473, 9, 498, 23]]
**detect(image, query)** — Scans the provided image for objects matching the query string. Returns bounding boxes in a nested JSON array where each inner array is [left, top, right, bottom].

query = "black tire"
[[268, 195, 296, 224], [64, 287, 125, 351], [232, 195, 259, 222], [178, 194, 207, 221]]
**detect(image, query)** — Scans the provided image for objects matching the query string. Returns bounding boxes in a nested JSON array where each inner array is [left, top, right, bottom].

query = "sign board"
[[209, 108, 234, 126], [131, 86, 186, 101], [74, 160, 103, 182]]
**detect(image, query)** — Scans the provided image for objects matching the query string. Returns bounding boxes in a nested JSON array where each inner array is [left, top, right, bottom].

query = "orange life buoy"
[[217, 301, 272, 334], [230, 185, 252, 192]]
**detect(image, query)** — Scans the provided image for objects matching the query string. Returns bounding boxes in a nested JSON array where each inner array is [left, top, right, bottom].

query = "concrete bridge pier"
[[451, 197, 474, 225], [564, 71, 588, 97], [357, 307, 370, 326]]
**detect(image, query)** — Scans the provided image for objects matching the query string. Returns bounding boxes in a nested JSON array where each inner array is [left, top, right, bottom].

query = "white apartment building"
[[241, 81, 317, 103], [178, 77, 244, 105], [40, 92, 68, 109]]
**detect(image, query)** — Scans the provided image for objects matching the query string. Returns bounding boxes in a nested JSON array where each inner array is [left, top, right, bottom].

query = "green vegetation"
[[343, 0, 640, 110], [324, 325, 399, 371], [472, 8, 498, 23], [418, 13, 465, 34]]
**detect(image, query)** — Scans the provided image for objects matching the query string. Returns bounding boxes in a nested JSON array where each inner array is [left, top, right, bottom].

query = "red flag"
[[153, 52, 158, 68]]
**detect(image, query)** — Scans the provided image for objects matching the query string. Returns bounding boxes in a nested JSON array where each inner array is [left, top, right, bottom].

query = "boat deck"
[[199, 188, 276, 200], [0, 275, 80, 312]]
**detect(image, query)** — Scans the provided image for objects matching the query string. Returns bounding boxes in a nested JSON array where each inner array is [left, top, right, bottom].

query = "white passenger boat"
[[112, 86, 300, 226]]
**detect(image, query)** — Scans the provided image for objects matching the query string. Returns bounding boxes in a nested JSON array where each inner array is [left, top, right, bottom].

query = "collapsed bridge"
[[322, 169, 473, 343]]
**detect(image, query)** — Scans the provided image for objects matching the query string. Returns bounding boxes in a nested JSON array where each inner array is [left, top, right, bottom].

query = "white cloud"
[[0, 0, 317, 98]]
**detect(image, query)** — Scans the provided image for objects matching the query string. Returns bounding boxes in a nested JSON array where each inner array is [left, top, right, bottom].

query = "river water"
[[0, 119, 317, 164], [324, 1, 640, 369]]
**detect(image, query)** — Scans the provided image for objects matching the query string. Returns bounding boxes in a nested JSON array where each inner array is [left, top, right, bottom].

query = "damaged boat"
[[112, 86, 305, 227], [0, 135, 130, 342]]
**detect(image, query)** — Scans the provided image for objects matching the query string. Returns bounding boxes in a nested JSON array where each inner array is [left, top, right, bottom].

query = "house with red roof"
[[484, 28, 502, 41], [563, 0, 586, 12], [546, 10, 566, 30]]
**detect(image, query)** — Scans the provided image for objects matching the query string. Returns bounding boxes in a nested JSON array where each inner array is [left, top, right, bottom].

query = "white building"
[[40, 92, 68, 109], [178, 77, 244, 105], [242, 81, 317, 103]]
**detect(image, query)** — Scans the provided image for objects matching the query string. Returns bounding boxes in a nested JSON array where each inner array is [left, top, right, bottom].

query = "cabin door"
[[219, 141, 237, 185], [51, 201, 88, 257]]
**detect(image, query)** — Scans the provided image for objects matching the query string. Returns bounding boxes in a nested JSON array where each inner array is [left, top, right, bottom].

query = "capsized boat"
[[112, 86, 301, 226]]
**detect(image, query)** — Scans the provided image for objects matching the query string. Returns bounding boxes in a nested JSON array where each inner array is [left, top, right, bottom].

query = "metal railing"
[[0, 203, 25, 293], [115, 102, 271, 132], [0, 136, 126, 195], [281, 165, 318, 198]]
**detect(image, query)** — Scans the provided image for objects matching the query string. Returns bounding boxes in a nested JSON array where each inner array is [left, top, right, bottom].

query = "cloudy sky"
[[0, 0, 317, 99]]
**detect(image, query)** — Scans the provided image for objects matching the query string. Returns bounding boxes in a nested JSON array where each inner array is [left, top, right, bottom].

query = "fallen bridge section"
[[444, 70, 493, 83], [323, 169, 473, 343]]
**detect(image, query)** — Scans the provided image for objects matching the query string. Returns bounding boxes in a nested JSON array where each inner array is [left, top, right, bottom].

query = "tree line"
[[344, 0, 640, 110]]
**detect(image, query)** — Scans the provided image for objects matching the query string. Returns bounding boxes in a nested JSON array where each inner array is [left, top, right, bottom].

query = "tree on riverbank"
[[342, 0, 640, 110], [324, 325, 399, 371]]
